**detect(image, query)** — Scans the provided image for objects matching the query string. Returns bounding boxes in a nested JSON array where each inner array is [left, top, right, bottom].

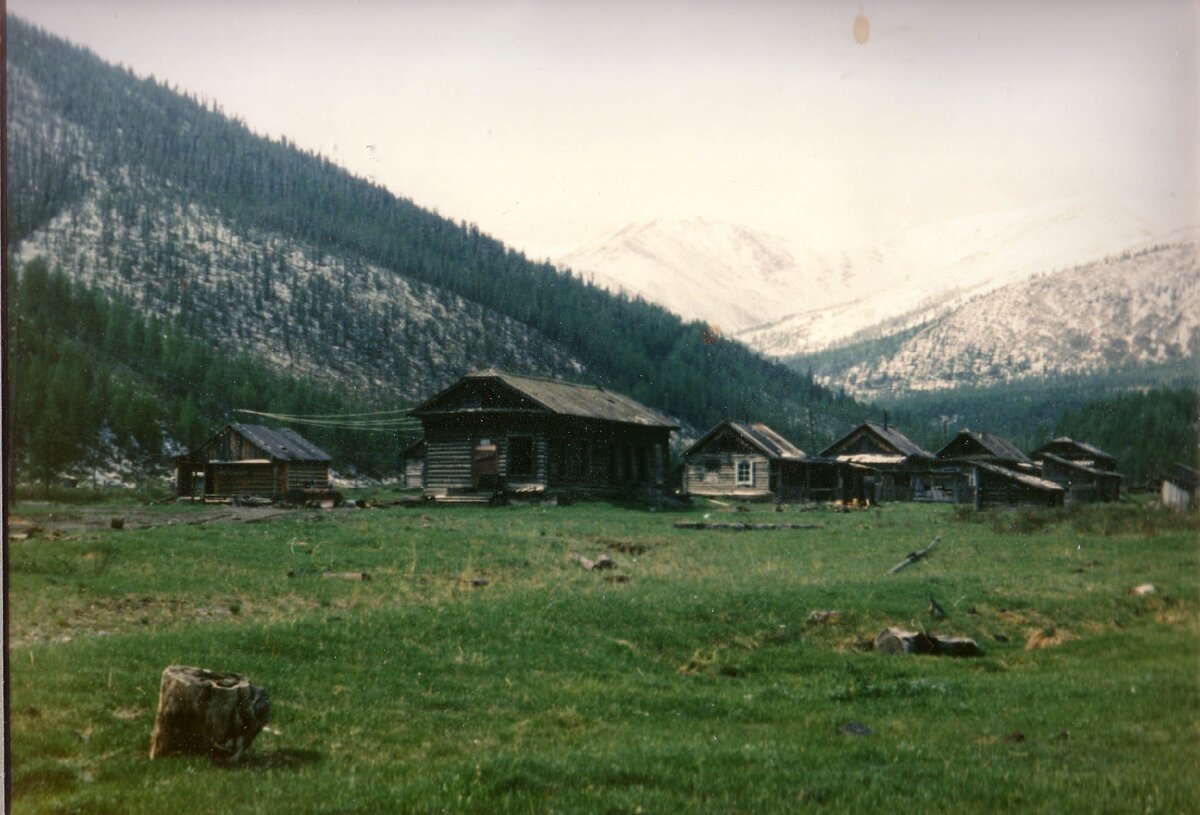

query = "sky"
[[9, 0, 1198, 260]]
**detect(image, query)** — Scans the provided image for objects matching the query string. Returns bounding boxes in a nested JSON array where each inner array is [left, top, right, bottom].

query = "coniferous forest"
[[6, 16, 864, 485]]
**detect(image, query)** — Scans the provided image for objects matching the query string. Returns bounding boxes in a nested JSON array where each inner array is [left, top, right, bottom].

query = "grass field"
[[7, 497, 1199, 813]]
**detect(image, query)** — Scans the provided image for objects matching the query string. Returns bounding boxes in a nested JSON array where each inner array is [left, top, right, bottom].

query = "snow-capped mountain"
[[560, 218, 842, 333], [561, 199, 1188, 360], [828, 242, 1200, 398]]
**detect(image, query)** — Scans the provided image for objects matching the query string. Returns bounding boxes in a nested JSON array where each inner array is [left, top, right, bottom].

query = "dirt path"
[[9, 503, 300, 538]]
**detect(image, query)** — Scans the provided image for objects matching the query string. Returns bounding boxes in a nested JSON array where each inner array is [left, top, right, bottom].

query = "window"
[[736, 460, 754, 486], [508, 436, 534, 477]]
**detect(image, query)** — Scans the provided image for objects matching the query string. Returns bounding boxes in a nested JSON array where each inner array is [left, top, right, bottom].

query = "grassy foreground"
[[8, 499, 1199, 813]]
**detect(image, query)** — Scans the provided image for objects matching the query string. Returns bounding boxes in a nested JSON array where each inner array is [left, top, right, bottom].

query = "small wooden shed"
[[818, 421, 934, 503], [175, 423, 332, 500], [409, 369, 677, 501], [681, 420, 808, 501], [1160, 464, 1198, 511]]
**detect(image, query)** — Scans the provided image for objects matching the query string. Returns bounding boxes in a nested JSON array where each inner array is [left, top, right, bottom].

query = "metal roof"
[[228, 423, 333, 462], [412, 369, 678, 428], [684, 420, 805, 461]]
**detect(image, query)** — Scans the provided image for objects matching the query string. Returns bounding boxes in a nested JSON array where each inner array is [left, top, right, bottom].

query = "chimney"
[[883, 410, 889, 431]]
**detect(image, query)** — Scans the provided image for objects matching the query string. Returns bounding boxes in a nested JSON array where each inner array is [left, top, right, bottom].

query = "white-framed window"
[[736, 459, 754, 486]]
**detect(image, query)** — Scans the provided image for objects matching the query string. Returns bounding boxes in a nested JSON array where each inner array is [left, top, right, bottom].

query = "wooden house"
[[1036, 453, 1122, 503], [925, 429, 1038, 503], [1031, 437, 1118, 472], [681, 420, 808, 501], [972, 462, 1064, 509], [818, 422, 934, 503], [409, 369, 677, 501], [935, 429, 1035, 469], [400, 439, 426, 489], [1160, 464, 1198, 511], [175, 423, 332, 500]]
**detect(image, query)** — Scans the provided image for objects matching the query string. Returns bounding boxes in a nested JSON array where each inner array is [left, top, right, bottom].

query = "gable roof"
[[819, 421, 933, 461], [411, 369, 678, 429], [936, 429, 1033, 464], [230, 423, 333, 462], [684, 420, 805, 461], [181, 423, 332, 463], [1032, 437, 1116, 463]]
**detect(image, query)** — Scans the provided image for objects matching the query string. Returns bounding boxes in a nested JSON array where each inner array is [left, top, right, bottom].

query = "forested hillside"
[[6, 16, 864, 482], [8, 259, 413, 488]]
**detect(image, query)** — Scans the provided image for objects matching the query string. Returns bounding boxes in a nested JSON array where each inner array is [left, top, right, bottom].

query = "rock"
[[1130, 583, 1156, 596], [839, 720, 872, 736], [148, 666, 270, 763], [322, 571, 370, 581], [570, 553, 615, 571], [874, 627, 982, 657], [806, 610, 841, 625]]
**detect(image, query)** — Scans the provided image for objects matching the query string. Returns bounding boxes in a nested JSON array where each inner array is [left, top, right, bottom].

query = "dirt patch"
[[1025, 627, 1076, 650], [8, 504, 300, 536]]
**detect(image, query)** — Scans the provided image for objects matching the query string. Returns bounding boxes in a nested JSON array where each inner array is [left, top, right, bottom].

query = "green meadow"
[[8, 498, 1199, 814]]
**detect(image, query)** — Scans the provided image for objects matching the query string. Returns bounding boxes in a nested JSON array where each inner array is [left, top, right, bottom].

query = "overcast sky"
[[10, 0, 1198, 259]]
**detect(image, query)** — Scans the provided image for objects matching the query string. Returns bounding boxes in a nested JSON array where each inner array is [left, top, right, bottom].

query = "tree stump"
[[148, 666, 271, 762]]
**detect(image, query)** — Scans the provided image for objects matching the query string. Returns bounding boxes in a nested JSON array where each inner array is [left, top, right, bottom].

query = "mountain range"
[[5, 15, 863, 479], [560, 204, 1198, 395]]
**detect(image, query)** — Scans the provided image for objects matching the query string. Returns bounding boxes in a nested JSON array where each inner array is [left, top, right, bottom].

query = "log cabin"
[[175, 423, 332, 500], [1031, 437, 1118, 472], [409, 369, 677, 502], [925, 429, 1039, 504], [681, 420, 810, 501], [1036, 453, 1122, 503], [818, 421, 934, 503]]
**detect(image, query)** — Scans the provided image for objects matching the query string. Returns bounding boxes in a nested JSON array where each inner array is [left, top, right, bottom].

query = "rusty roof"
[[412, 369, 678, 429], [684, 420, 805, 461]]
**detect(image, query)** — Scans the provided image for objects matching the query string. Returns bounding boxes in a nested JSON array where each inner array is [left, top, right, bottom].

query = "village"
[[173, 368, 1196, 512]]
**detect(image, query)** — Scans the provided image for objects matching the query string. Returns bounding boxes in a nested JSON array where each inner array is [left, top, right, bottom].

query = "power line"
[[234, 408, 422, 432]]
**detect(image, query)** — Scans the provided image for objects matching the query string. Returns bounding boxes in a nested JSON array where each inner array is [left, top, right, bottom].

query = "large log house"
[[409, 370, 677, 501]]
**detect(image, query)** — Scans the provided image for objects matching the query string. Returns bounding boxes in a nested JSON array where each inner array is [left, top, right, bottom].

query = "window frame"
[[736, 459, 754, 487]]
